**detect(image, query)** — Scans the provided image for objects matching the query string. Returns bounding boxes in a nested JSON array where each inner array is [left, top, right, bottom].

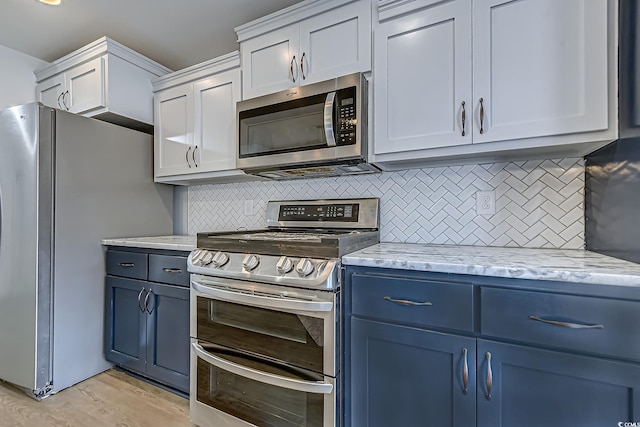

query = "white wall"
[[0, 44, 48, 110]]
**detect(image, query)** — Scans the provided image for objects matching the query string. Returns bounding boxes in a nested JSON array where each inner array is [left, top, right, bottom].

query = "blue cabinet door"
[[351, 318, 476, 427], [145, 282, 190, 393], [477, 340, 640, 427], [104, 276, 147, 373]]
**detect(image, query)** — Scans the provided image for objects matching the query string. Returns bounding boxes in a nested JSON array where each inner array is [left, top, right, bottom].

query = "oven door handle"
[[192, 343, 334, 394], [191, 280, 333, 312], [324, 91, 337, 147]]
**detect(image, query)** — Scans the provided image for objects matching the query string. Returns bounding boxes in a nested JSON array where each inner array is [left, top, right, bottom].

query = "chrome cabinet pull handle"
[[57, 92, 63, 109], [485, 352, 492, 400], [461, 101, 466, 136], [529, 315, 604, 329], [479, 98, 485, 134], [118, 262, 135, 268], [462, 348, 469, 395], [144, 289, 154, 314], [137, 287, 146, 312], [60, 90, 69, 111], [192, 145, 198, 167], [300, 52, 306, 80], [186, 146, 192, 168], [383, 296, 433, 306], [290, 55, 296, 83], [162, 268, 183, 273]]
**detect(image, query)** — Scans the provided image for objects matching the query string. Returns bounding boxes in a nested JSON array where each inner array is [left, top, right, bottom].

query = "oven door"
[[190, 275, 337, 376], [190, 339, 335, 427]]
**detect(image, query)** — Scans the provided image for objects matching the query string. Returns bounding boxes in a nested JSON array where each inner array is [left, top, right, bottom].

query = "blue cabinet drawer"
[[481, 287, 640, 362], [148, 254, 189, 287], [351, 273, 474, 332], [106, 250, 148, 280]]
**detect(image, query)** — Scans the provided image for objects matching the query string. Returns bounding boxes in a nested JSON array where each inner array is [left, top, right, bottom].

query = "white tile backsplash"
[[188, 158, 585, 249]]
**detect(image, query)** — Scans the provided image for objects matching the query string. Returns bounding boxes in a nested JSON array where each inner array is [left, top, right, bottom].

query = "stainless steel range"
[[187, 198, 379, 427]]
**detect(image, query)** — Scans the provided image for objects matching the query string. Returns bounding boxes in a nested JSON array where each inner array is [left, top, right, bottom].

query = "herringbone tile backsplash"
[[188, 158, 585, 249]]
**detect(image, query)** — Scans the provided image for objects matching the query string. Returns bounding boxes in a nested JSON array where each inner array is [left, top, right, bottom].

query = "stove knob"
[[276, 256, 294, 275], [296, 258, 315, 277], [191, 249, 213, 267], [211, 251, 229, 268], [200, 250, 214, 266], [242, 254, 260, 271]]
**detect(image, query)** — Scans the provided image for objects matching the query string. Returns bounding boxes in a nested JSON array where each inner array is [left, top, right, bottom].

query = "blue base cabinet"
[[477, 340, 640, 427], [351, 318, 476, 427], [105, 248, 190, 393], [345, 266, 640, 427]]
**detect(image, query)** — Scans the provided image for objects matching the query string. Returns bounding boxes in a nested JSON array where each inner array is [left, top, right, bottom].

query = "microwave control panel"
[[337, 87, 357, 146]]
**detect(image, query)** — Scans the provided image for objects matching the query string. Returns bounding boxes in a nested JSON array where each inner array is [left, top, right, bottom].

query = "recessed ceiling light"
[[37, 0, 61, 5]]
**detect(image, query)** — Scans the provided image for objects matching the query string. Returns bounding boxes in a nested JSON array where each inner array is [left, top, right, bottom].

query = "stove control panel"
[[188, 251, 340, 290], [265, 198, 379, 230]]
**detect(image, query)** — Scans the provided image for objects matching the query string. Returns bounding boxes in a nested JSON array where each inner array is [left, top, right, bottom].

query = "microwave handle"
[[324, 91, 337, 147], [192, 343, 334, 394]]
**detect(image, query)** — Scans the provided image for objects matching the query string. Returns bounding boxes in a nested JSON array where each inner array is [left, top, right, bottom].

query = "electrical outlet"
[[243, 200, 253, 216], [476, 191, 496, 215]]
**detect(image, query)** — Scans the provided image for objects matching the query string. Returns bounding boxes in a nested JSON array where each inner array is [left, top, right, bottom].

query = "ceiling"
[[0, 0, 301, 71]]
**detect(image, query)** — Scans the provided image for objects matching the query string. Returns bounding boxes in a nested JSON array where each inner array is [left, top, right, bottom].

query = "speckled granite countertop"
[[101, 235, 196, 252], [342, 243, 640, 287]]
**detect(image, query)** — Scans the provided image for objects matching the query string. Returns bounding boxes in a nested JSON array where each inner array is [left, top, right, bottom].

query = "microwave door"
[[323, 91, 337, 147]]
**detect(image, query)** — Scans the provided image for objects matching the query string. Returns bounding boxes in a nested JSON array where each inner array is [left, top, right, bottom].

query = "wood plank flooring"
[[0, 369, 194, 427]]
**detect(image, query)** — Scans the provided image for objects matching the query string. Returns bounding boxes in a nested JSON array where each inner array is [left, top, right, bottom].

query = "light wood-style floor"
[[0, 369, 194, 427]]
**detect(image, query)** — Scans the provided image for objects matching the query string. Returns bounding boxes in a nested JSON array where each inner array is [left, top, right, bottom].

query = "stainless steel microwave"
[[236, 73, 378, 180]]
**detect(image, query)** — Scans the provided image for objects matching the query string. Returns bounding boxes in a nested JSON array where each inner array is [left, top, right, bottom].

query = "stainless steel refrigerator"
[[0, 103, 173, 399]]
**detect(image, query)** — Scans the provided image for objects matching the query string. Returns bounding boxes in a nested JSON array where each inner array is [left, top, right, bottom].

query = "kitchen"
[[1, 0, 640, 426]]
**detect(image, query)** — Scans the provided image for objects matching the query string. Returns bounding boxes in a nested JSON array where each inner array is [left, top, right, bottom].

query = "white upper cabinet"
[[472, 0, 609, 144], [374, 0, 472, 155], [193, 72, 241, 173], [65, 57, 105, 114], [373, 0, 618, 168], [155, 85, 193, 177], [237, 0, 372, 100], [35, 37, 171, 131], [153, 52, 255, 185]]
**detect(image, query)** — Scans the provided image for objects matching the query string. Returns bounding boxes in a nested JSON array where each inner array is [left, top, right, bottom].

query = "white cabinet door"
[[193, 69, 241, 173], [66, 57, 106, 114], [472, 0, 609, 143], [298, 1, 371, 85], [37, 74, 66, 110], [374, 0, 472, 155], [241, 25, 300, 99], [154, 85, 194, 177]]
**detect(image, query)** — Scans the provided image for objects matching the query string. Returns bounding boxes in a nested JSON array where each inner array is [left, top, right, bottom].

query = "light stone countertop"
[[101, 235, 196, 252], [342, 243, 640, 287]]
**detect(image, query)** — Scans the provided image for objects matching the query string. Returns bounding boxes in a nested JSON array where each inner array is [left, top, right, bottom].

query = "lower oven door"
[[190, 339, 335, 427]]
